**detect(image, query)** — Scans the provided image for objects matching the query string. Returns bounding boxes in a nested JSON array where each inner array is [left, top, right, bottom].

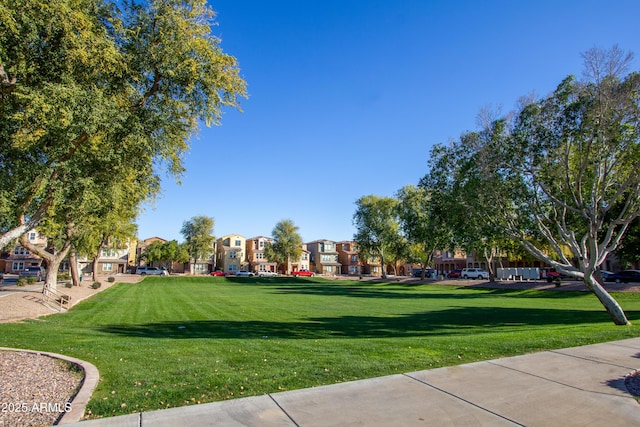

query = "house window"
[[259, 265, 267, 272], [14, 247, 29, 255], [321, 255, 337, 262], [324, 243, 335, 252], [28, 232, 37, 241], [229, 251, 237, 259], [373, 266, 379, 273], [302, 253, 308, 260], [351, 255, 358, 262], [102, 263, 113, 271], [228, 264, 237, 272], [195, 263, 206, 273], [343, 244, 349, 250], [326, 266, 333, 273], [259, 241, 264, 248], [101, 248, 117, 257], [12, 261, 24, 271], [235, 240, 241, 247], [256, 253, 264, 259]]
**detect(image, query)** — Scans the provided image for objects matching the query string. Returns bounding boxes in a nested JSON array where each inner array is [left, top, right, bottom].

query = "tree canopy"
[[0, 0, 247, 251], [423, 46, 640, 325], [264, 219, 302, 275]]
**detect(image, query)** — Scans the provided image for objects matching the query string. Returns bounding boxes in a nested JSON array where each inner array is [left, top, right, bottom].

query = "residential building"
[[288, 244, 311, 274], [246, 236, 277, 274], [216, 234, 247, 274], [433, 249, 468, 276], [3, 230, 46, 274], [77, 240, 135, 276], [305, 240, 341, 275], [363, 255, 383, 277], [337, 241, 363, 275]]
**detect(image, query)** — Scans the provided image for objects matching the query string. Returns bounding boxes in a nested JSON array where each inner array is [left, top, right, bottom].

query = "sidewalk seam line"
[[549, 349, 638, 371], [268, 394, 300, 427], [402, 373, 524, 426], [488, 359, 635, 399]]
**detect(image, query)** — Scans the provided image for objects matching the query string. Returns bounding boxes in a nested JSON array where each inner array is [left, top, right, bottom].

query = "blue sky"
[[135, 0, 640, 243]]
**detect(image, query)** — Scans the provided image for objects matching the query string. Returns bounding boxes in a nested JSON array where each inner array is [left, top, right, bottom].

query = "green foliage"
[[107, 276, 115, 283], [15, 278, 27, 287], [264, 220, 302, 274], [0, 277, 639, 418], [90, 281, 101, 289], [180, 216, 215, 262], [353, 195, 402, 277], [0, 0, 246, 248]]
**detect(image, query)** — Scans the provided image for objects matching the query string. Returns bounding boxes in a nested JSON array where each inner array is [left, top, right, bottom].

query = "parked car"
[[461, 268, 489, 280], [136, 266, 168, 276], [292, 270, 315, 277], [600, 270, 614, 281], [235, 270, 255, 277], [210, 271, 226, 277], [609, 270, 640, 284], [446, 269, 462, 279], [258, 271, 277, 277], [412, 268, 435, 278], [540, 267, 562, 283], [18, 266, 45, 281]]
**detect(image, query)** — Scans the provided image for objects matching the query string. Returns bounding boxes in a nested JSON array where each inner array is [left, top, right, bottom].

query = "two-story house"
[[216, 234, 247, 274], [246, 236, 277, 274], [78, 240, 135, 277], [336, 241, 363, 275], [3, 230, 47, 274], [305, 240, 341, 276]]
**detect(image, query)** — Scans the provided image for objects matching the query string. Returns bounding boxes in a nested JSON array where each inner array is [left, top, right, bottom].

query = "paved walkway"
[[66, 337, 640, 426]]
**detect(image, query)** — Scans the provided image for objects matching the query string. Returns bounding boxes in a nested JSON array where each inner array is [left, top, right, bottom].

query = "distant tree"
[[0, 0, 246, 251], [144, 240, 189, 272], [353, 195, 401, 280], [396, 184, 452, 279], [181, 216, 215, 274], [264, 220, 302, 275]]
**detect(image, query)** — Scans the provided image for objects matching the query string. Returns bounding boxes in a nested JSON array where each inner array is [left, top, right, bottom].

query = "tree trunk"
[[69, 250, 81, 286], [584, 275, 631, 326]]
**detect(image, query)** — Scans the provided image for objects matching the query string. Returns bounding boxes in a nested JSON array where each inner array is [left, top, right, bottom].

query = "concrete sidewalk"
[[67, 338, 640, 426]]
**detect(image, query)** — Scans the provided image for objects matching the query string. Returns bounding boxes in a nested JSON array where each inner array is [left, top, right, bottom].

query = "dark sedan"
[[609, 270, 640, 283]]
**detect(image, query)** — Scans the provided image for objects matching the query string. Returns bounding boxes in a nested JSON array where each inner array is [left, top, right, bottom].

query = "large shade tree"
[[0, 0, 247, 258], [429, 47, 640, 325]]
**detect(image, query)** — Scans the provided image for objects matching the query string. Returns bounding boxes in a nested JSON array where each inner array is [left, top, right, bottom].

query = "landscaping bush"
[[107, 277, 115, 283], [26, 277, 37, 284], [15, 278, 27, 287], [65, 282, 73, 288], [90, 282, 102, 289], [58, 272, 71, 281]]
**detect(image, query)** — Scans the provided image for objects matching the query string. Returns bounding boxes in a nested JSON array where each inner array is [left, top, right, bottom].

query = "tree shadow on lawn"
[[97, 306, 625, 340], [267, 282, 592, 301]]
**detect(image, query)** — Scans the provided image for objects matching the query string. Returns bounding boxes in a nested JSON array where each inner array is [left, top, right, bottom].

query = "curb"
[[0, 347, 99, 424]]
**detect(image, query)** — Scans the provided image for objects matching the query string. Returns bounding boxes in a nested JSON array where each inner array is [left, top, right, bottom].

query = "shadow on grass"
[[97, 306, 620, 340]]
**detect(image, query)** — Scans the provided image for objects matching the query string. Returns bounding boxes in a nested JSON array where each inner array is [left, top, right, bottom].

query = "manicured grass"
[[1, 276, 640, 419]]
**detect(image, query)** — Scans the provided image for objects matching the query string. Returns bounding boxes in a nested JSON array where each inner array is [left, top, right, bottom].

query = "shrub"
[[16, 278, 27, 287], [58, 272, 71, 281], [26, 277, 37, 284], [65, 282, 73, 288], [91, 282, 102, 289], [107, 277, 115, 283]]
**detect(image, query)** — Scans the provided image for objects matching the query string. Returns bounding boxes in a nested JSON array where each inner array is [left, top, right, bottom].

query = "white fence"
[[496, 267, 540, 281]]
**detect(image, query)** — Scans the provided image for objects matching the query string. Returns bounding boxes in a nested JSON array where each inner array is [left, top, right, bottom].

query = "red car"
[[210, 271, 226, 277], [292, 270, 315, 277], [446, 269, 462, 279]]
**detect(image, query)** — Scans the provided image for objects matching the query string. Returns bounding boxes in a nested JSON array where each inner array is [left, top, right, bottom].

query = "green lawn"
[[1, 276, 640, 419]]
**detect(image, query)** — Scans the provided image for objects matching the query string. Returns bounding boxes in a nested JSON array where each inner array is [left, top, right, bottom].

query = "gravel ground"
[[0, 351, 83, 427], [0, 274, 143, 426]]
